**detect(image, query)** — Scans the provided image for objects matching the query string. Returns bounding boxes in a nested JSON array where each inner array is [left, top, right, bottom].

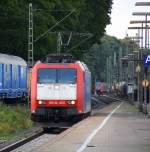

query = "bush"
[[0, 105, 32, 140]]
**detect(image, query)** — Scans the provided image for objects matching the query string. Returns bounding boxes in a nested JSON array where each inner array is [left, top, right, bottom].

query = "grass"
[[0, 104, 33, 140]]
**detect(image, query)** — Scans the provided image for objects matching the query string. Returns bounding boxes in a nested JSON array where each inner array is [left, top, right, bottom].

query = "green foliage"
[[0, 105, 32, 140], [84, 35, 131, 82], [81, 0, 112, 42], [0, 0, 113, 60]]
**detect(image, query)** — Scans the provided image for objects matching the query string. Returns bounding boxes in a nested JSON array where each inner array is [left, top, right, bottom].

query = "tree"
[[84, 35, 133, 82], [0, 0, 113, 61]]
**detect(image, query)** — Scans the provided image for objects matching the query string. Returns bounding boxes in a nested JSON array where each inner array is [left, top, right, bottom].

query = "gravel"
[[0, 126, 42, 150], [11, 134, 56, 152]]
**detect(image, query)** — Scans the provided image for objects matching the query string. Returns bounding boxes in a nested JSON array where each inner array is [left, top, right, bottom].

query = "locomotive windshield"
[[38, 69, 56, 83], [38, 68, 76, 84]]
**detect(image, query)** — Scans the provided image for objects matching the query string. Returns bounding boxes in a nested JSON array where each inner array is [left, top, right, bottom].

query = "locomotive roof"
[[35, 61, 90, 72], [0, 53, 27, 66], [44, 54, 76, 63]]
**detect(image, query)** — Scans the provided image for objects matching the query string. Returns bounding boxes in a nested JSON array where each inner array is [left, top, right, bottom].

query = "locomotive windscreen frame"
[[38, 68, 77, 84]]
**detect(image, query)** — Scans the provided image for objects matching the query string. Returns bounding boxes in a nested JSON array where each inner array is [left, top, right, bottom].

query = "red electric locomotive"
[[30, 54, 91, 126]]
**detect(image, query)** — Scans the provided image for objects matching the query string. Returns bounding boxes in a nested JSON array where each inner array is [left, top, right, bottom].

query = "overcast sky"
[[106, 0, 150, 39]]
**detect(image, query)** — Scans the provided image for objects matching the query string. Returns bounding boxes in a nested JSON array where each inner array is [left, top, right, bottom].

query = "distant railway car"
[[0, 53, 28, 102], [30, 54, 91, 125], [118, 81, 127, 97], [96, 82, 107, 96]]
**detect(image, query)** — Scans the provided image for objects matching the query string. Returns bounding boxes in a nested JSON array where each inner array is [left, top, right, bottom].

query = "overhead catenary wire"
[[66, 34, 93, 52], [34, 9, 76, 43]]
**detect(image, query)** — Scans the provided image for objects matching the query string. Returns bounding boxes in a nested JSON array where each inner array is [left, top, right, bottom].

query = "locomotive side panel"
[[31, 67, 38, 113], [84, 71, 91, 113], [76, 62, 91, 114], [76, 66, 84, 114]]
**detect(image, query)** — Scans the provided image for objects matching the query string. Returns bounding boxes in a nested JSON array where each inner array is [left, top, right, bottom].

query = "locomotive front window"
[[38, 68, 76, 84], [58, 69, 76, 84], [38, 69, 56, 83]]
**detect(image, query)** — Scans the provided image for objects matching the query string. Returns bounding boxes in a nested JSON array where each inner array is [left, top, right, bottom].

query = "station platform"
[[33, 99, 150, 152]]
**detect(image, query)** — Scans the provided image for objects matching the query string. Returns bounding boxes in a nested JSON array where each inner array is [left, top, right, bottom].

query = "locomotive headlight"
[[71, 100, 75, 104], [39, 100, 46, 105], [67, 100, 75, 105], [39, 100, 43, 104]]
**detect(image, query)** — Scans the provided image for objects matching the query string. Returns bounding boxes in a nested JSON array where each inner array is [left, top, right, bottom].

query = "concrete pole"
[[113, 52, 117, 86], [143, 15, 148, 113], [57, 32, 62, 54], [148, 27, 150, 115], [113, 52, 116, 67], [148, 27, 149, 49], [119, 48, 123, 82], [106, 57, 109, 86], [145, 15, 148, 50], [109, 56, 112, 92], [137, 66, 140, 103], [107, 57, 110, 92], [138, 22, 144, 112], [141, 22, 144, 51]]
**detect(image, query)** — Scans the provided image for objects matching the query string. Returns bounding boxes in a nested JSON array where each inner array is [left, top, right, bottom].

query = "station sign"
[[144, 55, 150, 66]]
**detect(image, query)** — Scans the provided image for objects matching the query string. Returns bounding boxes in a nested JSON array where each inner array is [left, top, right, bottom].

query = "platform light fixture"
[[130, 20, 150, 24], [135, 2, 150, 6], [132, 12, 150, 16]]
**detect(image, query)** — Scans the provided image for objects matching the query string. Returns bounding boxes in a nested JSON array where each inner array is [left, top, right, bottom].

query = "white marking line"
[[76, 102, 123, 152]]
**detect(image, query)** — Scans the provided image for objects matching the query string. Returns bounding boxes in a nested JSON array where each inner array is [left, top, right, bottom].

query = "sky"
[[106, 0, 150, 39]]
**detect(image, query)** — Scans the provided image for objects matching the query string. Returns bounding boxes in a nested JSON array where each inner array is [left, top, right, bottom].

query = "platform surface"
[[31, 101, 150, 152]]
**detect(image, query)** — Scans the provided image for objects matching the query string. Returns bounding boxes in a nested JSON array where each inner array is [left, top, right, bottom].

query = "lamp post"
[[126, 2, 150, 113], [132, 12, 150, 113], [134, 51, 141, 104], [128, 25, 150, 112], [126, 30, 143, 106]]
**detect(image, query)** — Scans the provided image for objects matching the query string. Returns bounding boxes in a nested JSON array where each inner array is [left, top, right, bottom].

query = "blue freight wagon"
[[0, 53, 28, 102]]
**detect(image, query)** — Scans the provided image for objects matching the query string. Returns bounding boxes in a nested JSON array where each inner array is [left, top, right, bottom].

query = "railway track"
[[0, 127, 68, 152], [0, 95, 116, 152], [0, 130, 43, 152]]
